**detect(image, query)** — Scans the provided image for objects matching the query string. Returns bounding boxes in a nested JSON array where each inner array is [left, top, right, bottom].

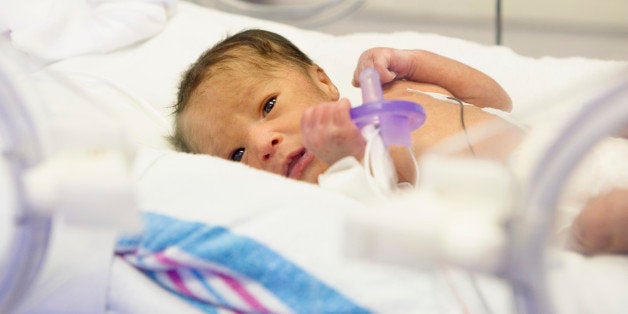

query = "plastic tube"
[[508, 72, 628, 314], [0, 54, 51, 314]]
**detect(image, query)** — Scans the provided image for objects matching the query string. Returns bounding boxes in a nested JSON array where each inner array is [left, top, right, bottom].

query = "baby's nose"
[[261, 138, 280, 161], [252, 132, 282, 163]]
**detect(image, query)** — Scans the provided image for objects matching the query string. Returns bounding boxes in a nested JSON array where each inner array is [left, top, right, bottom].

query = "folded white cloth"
[[1, 0, 177, 62]]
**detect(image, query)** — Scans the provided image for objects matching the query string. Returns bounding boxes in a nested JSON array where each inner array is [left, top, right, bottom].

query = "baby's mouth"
[[285, 149, 313, 179]]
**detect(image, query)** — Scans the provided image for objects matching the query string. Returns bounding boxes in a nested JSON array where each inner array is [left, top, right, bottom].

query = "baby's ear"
[[312, 65, 339, 100]]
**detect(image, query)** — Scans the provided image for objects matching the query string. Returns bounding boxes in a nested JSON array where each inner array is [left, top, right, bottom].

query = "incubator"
[[0, 40, 140, 313], [1, 1, 627, 312]]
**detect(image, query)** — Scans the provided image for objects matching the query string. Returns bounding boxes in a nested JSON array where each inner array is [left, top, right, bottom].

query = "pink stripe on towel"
[[154, 252, 268, 313], [155, 252, 181, 267], [166, 269, 195, 297], [214, 271, 269, 313], [154, 253, 195, 296]]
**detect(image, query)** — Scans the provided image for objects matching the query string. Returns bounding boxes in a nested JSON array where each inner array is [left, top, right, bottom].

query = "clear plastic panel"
[[0, 40, 50, 313]]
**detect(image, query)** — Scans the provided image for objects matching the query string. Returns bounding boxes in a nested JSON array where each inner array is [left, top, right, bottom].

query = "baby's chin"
[[300, 158, 329, 184]]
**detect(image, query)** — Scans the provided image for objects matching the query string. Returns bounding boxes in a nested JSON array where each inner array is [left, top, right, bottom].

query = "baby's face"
[[182, 63, 339, 183]]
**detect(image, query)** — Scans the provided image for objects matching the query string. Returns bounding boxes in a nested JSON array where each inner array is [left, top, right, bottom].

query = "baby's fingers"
[[352, 48, 397, 87], [371, 55, 397, 84]]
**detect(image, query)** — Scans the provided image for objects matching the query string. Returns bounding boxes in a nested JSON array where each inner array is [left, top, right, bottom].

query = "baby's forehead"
[[197, 67, 272, 103], [208, 55, 289, 80], [198, 58, 306, 101]]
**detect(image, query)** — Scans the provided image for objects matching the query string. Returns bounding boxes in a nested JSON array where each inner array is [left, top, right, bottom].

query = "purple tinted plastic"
[[350, 100, 425, 147], [359, 67, 383, 104], [350, 67, 426, 147]]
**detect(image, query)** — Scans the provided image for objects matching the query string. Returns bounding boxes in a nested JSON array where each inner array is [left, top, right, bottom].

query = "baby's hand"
[[570, 188, 628, 255], [352, 47, 415, 87], [301, 98, 366, 165]]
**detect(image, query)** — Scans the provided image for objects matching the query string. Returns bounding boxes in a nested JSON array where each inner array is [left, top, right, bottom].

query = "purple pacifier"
[[350, 67, 426, 147]]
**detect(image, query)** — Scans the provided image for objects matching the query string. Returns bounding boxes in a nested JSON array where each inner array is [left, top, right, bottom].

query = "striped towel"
[[116, 212, 370, 314]]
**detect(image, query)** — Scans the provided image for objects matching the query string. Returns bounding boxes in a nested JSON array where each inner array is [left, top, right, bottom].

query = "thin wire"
[[447, 96, 477, 157], [467, 272, 494, 314], [405, 146, 420, 187], [440, 265, 471, 314]]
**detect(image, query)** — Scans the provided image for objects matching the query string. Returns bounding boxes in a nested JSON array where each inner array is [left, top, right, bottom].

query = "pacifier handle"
[[350, 67, 426, 147]]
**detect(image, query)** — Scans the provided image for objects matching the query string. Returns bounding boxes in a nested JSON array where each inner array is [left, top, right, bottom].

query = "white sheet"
[[26, 1, 628, 313], [2, 0, 176, 62]]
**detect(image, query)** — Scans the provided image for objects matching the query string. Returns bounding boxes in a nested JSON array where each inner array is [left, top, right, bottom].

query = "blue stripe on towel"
[[136, 212, 370, 314], [115, 233, 142, 253], [190, 269, 229, 306]]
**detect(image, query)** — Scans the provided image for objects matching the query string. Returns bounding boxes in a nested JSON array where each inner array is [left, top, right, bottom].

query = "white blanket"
[[115, 147, 509, 313], [2, 0, 177, 62]]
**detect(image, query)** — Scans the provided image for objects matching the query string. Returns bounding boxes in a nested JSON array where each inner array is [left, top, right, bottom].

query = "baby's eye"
[[230, 147, 245, 162], [263, 97, 276, 116]]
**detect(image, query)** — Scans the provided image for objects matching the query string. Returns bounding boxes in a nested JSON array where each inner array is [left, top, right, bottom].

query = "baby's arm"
[[570, 188, 628, 254], [301, 98, 366, 165], [352, 48, 512, 112]]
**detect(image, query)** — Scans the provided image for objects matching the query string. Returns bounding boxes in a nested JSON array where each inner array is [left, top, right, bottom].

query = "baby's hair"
[[169, 29, 314, 152]]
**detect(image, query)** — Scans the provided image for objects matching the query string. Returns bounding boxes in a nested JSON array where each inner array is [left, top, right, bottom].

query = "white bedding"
[[2, 0, 176, 62], [23, 1, 628, 313]]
